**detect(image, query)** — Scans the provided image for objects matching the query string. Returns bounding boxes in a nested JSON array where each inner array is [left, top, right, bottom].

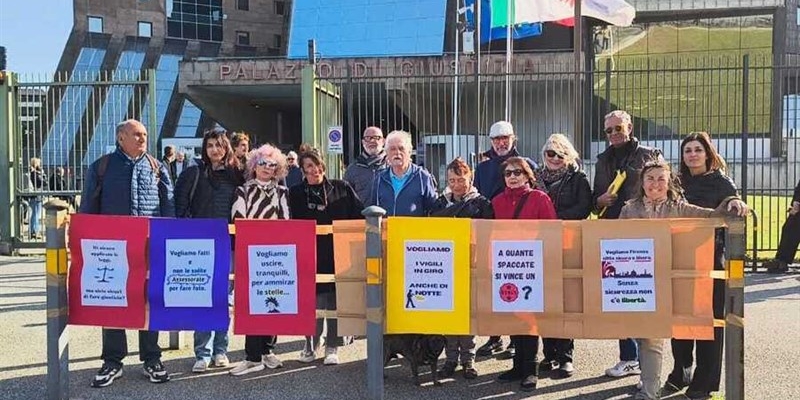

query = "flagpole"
[[573, 0, 584, 156], [505, 1, 512, 121]]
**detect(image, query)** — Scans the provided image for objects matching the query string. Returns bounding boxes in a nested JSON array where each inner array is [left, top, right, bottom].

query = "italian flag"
[[491, 0, 636, 28]]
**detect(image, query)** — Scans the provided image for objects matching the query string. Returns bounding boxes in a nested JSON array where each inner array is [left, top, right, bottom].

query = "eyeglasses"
[[287, 157, 295, 161], [257, 159, 278, 168], [363, 136, 383, 142], [604, 125, 626, 135], [545, 150, 564, 159], [504, 169, 524, 178]]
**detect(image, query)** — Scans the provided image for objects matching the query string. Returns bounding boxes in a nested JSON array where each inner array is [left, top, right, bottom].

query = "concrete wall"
[[73, 0, 167, 41], [220, 0, 285, 56]]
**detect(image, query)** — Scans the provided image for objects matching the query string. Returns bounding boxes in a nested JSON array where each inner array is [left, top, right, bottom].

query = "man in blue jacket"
[[474, 121, 537, 200], [79, 119, 175, 388], [367, 130, 437, 216], [473, 120, 537, 359]]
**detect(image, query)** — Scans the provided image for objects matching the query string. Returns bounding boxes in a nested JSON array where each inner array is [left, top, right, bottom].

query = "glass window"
[[138, 21, 153, 37], [273, 34, 282, 48], [88, 16, 103, 33], [140, 54, 182, 143], [237, 0, 249, 11], [797, 7, 799, 26], [167, 0, 223, 42], [275, 0, 285, 15], [174, 99, 203, 138], [237, 31, 251, 46]]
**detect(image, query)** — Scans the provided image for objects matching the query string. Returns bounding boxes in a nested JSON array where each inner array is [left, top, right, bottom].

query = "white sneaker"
[[297, 350, 316, 363], [229, 360, 264, 376], [262, 353, 283, 369], [605, 361, 641, 377], [212, 354, 230, 368], [192, 359, 208, 373], [323, 347, 339, 365]]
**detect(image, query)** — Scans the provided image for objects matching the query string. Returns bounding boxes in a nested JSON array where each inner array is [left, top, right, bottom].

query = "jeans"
[[636, 338, 665, 400], [29, 197, 42, 237], [244, 335, 277, 362], [444, 335, 477, 365], [101, 329, 162, 368], [775, 213, 800, 263], [542, 338, 574, 364], [304, 291, 351, 351], [620, 338, 639, 362], [194, 330, 229, 361], [511, 335, 539, 377]]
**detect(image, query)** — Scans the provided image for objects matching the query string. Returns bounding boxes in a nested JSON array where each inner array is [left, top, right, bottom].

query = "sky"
[[0, 0, 73, 73]]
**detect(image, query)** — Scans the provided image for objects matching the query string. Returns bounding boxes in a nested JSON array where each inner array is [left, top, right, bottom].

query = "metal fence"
[[317, 54, 800, 261], [12, 70, 152, 245]]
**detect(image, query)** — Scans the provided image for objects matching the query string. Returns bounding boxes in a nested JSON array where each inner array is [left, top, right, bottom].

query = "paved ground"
[[1, 255, 798, 400]]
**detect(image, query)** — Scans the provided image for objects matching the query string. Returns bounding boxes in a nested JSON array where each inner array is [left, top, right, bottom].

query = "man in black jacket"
[[764, 179, 800, 273], [592, 110, 662, 379]]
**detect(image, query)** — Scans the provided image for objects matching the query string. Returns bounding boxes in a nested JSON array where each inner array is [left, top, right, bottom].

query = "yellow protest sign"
[[385, 217, 471, 334]]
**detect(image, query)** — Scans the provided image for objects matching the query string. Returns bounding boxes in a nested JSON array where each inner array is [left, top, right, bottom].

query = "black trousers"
[[101, 329, 162, 368], [776, 213, 800, 264], [668, 229, 726, 393], [542, 338, 574, 364], [511, 335, 539, 376], [244, 335, 277, 362]]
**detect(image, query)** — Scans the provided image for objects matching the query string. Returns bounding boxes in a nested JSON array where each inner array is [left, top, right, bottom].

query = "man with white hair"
[[285, 150, 303, 188], [80, 119, 174, 388], [344, 126, 387, 202], [593, 110, 662, 380], [474, 120, 537, 359], [366, 130, 436, 216]]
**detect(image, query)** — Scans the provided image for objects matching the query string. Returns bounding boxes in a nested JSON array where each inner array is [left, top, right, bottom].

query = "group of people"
[[22, 158, 73, 239], [80, 110, 753, 400]]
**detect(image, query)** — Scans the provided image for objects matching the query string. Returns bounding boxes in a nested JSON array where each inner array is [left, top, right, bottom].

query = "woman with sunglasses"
[[534, 134, 592, 379], [175, 129, 244, 373], [288, 150, 363, 365], [492, 157, 557, 392], [229, 144, 290, 376]]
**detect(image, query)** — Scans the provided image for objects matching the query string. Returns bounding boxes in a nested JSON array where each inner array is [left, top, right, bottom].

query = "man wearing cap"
[[474, 120, 537, 360], [474, 121, 538, 200]]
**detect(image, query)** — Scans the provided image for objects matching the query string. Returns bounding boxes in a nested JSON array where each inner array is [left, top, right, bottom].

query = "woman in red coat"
[[492, 157, 557, 392]]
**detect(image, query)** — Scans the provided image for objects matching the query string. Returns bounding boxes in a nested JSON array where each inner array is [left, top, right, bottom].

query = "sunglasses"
[[604, 125, 626, 135], [545, 150, 564, 159], [504, 169, 524, 178], [257, 159, 278, 168], [287, 157, 295, 161]]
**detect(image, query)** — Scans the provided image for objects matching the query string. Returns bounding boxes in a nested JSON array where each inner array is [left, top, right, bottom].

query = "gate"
[[314, 55, 800, 263], [303, 66, 344, 179], [3, 70, 153, 249]]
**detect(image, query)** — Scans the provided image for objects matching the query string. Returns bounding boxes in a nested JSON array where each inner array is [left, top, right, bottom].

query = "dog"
[[383, 334, 447, 386]]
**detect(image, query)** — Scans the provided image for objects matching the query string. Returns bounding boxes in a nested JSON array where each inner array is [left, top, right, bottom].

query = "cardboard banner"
[[474, 220, 564, 336], [332, 220, 368, 336], [148, 219, 231, 331], [582, 220, 673, 339], [233, 219, 316, 335], [67, 214, 148, 329], [386, 217, 471, 335]]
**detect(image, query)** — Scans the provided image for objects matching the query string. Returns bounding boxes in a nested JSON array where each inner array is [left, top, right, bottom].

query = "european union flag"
[[464, 0, 543, 44]]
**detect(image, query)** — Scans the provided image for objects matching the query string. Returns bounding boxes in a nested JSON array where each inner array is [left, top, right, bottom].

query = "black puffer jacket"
[[429, 188, 494, 219], [679, 169, 738, 209], [175, 165, 244, 221], [592, 138, 662, 219], [536, 166, 592, 220]]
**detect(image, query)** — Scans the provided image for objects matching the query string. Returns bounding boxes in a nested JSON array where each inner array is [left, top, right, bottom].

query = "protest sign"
[[600, 238, 656, 312], [492, 240, 545, 312], [67, 214, 148, 329], [148, 219, 231, 331]]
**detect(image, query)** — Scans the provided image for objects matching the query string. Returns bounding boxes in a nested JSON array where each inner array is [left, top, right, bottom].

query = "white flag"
[[513, 0, 636, 27]]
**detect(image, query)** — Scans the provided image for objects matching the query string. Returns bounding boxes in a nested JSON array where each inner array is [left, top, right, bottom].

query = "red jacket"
[[492, 186, 557, 220]]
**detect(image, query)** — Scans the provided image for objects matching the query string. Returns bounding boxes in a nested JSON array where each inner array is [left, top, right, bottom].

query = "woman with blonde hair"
[[229, 144, 290, 376], [534, 134, 592, 378]]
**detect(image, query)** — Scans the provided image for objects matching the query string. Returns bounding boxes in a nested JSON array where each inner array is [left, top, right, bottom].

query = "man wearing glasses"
[[592, 110, 662, 380], [344, 126, 387, 202], [474, 120, 537, 360], [285, 151, 303, 188]]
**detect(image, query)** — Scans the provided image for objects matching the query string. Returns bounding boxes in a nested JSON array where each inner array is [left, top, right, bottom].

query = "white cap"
[[489, 121, 514, 138]]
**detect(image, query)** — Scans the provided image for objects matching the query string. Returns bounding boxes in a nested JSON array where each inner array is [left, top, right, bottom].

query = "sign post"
[[362, 206, 386, 400], [327, 126, 344, 154], [45, 200, 70, 400]]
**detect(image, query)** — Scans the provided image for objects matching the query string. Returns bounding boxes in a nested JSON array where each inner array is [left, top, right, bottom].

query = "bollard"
[[362, 206, 386, 400], [45, 199, 71, 400], [168, 331, 187, 350], [724, 218, 746, 400]]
